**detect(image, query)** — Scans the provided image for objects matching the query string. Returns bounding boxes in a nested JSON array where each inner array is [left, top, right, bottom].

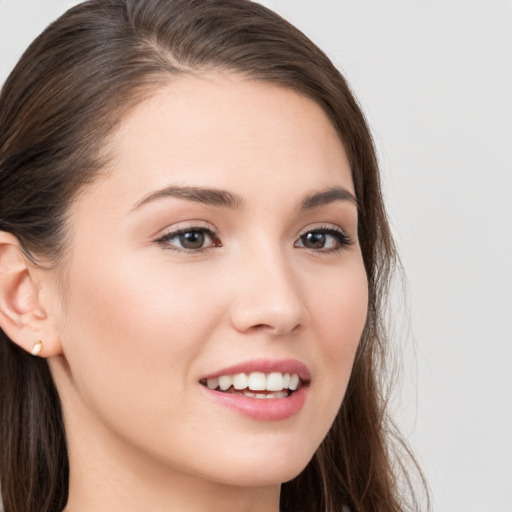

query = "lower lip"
[[202, 385, 308, 421]]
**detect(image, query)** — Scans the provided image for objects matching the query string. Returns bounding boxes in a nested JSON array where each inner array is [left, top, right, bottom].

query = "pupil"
[[180, 231, 205, 249], [304, 232, 325, 249]]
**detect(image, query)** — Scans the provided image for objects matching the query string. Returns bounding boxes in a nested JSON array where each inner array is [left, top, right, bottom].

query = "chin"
[[213, 465, 308, 489], [199, 442, 315, 488]]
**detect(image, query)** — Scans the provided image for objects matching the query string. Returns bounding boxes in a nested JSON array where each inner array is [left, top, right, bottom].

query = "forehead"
[[79, 72, 353, 214]]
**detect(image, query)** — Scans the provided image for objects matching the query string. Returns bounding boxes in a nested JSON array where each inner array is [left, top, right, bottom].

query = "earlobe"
[[0, 231, 61, 357], [31, 339, 44, 356]]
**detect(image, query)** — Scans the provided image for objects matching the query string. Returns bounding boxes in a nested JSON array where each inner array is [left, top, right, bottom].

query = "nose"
[[228, 247, 310, 336]]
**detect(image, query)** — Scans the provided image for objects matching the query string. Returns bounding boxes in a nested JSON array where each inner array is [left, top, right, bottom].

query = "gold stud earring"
[[31, 340, 43, 357]]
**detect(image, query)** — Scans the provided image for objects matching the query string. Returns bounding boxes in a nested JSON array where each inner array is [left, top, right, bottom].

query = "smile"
[[199, 360, 310, 420], [200, 371, 302, 399]]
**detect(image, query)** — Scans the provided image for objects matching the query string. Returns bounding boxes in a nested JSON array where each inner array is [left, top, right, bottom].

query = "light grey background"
[[1, 1, 511, 511]]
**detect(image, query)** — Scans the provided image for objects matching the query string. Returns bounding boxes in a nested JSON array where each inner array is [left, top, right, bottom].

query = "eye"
[[295, 227, 352, 252], [156, 227, 220, 252]]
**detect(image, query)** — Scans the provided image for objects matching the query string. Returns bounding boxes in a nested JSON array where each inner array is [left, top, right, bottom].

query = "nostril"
[[247, 322, 303, 336], [229, 283, 309, 335]]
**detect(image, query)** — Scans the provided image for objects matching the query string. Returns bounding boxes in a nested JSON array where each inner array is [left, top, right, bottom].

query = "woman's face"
[[49, 73, 368, 489]]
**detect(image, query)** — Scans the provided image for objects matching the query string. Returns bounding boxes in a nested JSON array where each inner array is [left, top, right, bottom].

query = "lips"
[[201, 359, 310, 381], [199, 359, 310, 421]]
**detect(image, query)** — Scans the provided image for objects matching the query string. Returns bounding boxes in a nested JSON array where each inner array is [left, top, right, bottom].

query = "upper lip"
[[201, 358, 311, 382]]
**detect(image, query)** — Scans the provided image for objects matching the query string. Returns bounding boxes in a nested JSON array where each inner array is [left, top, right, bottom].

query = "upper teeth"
[[205, 372, 300, 392]]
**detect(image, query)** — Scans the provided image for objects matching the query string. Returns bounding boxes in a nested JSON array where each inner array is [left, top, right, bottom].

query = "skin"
[[0, 73, 368, 511]]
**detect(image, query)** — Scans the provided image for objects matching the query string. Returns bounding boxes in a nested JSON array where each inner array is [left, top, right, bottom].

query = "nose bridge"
[[229, 237, 309, 335]]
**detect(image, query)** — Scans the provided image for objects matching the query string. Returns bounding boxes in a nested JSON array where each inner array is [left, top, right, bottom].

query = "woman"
[[0, 1, 426, 511]]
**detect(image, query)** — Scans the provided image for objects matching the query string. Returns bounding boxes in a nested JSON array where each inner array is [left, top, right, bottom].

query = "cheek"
[[307, 258, 368, 409], [311, 259, 368, 355], [57, 254, 224, 424], [63, 253, 219, 350]]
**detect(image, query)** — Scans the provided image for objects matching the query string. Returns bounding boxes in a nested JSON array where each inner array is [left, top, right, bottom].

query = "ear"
[[0, 231, 62, 357]]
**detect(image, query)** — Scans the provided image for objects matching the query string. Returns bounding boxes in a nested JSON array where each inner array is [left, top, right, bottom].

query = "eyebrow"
[[132, 185, 245, 211], [299, 186, 358, 210], [132, 184, 357, 211]]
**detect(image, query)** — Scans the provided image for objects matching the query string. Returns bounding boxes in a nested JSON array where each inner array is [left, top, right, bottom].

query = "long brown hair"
[[0, 1, 427, 511]]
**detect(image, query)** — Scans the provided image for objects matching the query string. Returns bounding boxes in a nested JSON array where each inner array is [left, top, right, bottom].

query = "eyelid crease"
[[156, 220, 216, 235], [298, 223, 353, 240], [157, 226, 217, 239], [297, 223, 347, 235]]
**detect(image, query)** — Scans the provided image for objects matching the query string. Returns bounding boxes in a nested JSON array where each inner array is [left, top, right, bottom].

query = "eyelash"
[[155, 225, 353, 253], [296, 225, 354, 253], [155, 226, 220, 253]]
